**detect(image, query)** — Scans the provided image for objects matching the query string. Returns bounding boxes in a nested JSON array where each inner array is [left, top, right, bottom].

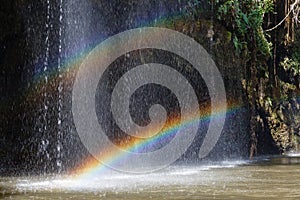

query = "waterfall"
[[38, 0, 51, 169], [56, 0, 64, 173], [27, 0, 66, 173], [2, 0, 250, 174]]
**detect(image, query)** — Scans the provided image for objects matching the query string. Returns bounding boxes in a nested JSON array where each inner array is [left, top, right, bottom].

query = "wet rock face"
[[1, 0, 256, 174], [0, 1, 28, 171]]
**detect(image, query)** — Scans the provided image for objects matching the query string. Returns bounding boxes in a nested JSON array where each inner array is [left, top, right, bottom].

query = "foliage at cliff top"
[[217, 0, 273, 59]]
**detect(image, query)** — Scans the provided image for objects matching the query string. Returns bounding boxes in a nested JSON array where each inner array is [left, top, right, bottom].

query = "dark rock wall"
[[0, 1, 28, 172], [1, 0, 286, 174]]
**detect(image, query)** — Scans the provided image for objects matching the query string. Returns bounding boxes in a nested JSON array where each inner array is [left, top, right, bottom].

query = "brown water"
[[1, 155, 300, 200]]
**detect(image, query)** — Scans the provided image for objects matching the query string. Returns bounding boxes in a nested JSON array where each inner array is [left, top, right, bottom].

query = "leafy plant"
[[280, 57, 300, 76], [217, 0, 274, 58]]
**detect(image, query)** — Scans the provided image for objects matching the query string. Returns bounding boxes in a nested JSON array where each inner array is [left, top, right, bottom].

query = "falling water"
[[1, 1, 300, 199], [39, 0, 51, 167], [25, 0, 66, 173], [56, 0, 64, 173]]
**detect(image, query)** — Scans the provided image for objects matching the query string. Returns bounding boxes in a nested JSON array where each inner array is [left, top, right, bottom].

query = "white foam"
[[16, 160, 248, 192], [284, 152, 300, 157]]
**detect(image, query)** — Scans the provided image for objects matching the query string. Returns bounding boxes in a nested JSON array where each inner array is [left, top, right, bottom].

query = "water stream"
[[1, 155, 300, 199]]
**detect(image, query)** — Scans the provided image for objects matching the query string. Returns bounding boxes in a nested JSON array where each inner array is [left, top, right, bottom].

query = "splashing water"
[[4, 156, 300, 200]]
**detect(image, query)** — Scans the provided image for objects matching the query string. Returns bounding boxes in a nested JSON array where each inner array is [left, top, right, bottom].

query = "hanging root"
[[265, 0, 300, 32], [292, 0, 300, 26]]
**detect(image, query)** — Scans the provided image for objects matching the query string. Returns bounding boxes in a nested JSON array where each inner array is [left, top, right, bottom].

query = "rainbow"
[[20, 14, 188, 104], [69, 102, 244, 180], [3, 5, 297, 180], [20, 4, 210, 95]]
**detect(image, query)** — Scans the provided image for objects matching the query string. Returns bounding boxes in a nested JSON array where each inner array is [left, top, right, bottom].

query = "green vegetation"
[[180, 0, 300, 155], [217, 0, 273, 57], [216, 0, 300, 154]]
